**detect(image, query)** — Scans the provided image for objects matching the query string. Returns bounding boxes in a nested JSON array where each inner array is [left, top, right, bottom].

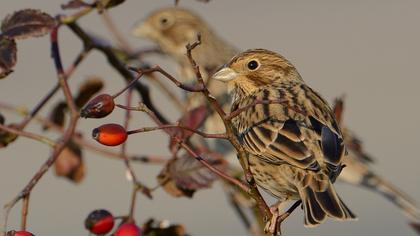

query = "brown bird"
[[212, 48, 357, 230], [133, 7, 420, 232]]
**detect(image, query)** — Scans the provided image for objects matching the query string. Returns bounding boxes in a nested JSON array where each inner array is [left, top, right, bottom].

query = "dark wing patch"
[[321, 125, 344, 165]]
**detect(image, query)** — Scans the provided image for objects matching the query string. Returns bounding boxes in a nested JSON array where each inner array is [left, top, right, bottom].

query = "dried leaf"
[[333, 97, 375, 164], [332, 97, 344, 124], [157, 151, 226, 198], [61, 0, 92, 9], [54, 141, 85, 183], [43, 102, 67, 130], [0, 123, 19, 148], [96, 0, 126, 10], [0, 112, 4, 125], [143, 219, 187, 236], [0, 36, 17, 79], [1, 9, 56, 40], [169, 105, 207, 149], [74, 77, 104, 108]]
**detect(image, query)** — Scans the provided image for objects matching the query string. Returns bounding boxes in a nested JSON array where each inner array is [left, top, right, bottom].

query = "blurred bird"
[[133, 7, 420, 232], [333, 98, 420, 223], [132, 7, 237, 152], [212, 48, 357, 231]]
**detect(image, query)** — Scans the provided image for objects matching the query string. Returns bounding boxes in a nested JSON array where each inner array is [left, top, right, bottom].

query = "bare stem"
[[2, 26, 80, 234], [20, 195, 30, 231], [0, 124, 55, 147]]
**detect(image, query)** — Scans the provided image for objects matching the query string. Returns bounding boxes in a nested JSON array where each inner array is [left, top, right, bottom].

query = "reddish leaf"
[[332, 97, 344, 124], [74, 77, 104, 108], [169, 105, 207, 149], [333, 97, 375, 164], [143, 219, 187, 236], [61, 0, 92, 9], [157, 151, 226, 198], [54, 141, 85, 183], [0, 36, 17, 79], [1, 9, 56, 40]]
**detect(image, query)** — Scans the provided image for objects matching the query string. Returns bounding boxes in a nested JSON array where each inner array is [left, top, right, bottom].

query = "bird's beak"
[[132, 22, 152, 38], [211, 67, 238, 82]]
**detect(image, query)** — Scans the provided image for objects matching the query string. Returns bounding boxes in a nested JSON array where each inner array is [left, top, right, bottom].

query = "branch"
[[66, 22, 170, 124], [128, 102, 249, 192], [2, 26, 80, 234], [0, 124, 55, 147], [0, 102, 168, 164]]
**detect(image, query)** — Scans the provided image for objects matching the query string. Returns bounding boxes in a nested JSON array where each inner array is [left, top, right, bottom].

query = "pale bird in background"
[[212, 48, 357, 231], [132, 7, 420, 232], [132, 7, 237, 154]]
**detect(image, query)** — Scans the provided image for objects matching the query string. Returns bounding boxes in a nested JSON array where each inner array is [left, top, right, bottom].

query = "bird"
[[211, 48, 357, 231], [133, 7, 420, 232], [132, 7, 237, 153]]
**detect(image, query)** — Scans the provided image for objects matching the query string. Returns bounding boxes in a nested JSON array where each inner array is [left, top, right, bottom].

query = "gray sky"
[[1, 1, 420, 236]]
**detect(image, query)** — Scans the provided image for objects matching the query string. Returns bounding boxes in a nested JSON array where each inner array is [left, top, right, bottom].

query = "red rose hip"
[[80, 94, 115, 119], [7, 231, 35, 236], [115, 223, 142, 236], [85, 209, 115, 235], [92, 123, 127, 146]]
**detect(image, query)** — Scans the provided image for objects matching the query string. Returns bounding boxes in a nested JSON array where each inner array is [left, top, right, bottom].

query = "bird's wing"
[[236, 86, 345, 176]]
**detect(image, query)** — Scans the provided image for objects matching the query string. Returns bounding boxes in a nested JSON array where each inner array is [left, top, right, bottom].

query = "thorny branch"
[[0, 102, 168, 164], [128, 35, 272, 221], [2, 26, 80, 235]]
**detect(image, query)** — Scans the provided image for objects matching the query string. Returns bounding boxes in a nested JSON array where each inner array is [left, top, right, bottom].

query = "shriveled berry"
[[80, 94, 115, 119], [92, 123, 127, 146], [115, 223, 142, 236], [7, 230, 35, 236], [85, 209, 115, 235]]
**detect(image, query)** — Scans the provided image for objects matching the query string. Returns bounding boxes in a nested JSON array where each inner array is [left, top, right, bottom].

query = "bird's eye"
[[160, 18, 168, 25], [247, 60, 259, 70]]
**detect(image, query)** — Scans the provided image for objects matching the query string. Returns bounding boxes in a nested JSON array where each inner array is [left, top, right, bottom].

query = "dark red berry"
[[85, 209, 115, 235], [7, 230, 35, 236], [92, 123, 127, 146], [115, 223, 142, 236], [80, 94, 115, 119]]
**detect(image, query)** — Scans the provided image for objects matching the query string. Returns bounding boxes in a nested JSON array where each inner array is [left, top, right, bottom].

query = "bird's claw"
[[264, 204, 290, 236]]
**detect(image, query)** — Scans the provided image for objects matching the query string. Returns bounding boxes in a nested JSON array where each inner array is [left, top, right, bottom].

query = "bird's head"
[[132, 7, 208, 56], [211, 49, 300, 95]]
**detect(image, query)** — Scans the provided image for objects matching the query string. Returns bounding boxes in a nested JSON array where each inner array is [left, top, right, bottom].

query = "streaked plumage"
[[134, 7, 420, 231], [212, 49, 356, 227]]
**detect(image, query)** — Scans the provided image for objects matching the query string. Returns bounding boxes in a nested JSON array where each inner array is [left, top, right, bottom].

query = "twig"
[[2, 26, 80, 234], [99, 12, 185, 112], [131, 102, 250, 192], [131, 35, 272, 221], [66, 22, 170, 124], [0, 124, 55, 147], [0, 102, 168, 164], [17, 48, 91, 130], [20, 195, 30, 231]]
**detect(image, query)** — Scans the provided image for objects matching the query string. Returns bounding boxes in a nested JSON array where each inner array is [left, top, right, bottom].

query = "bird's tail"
[[359, 171, 420, 221], [299, 182, 357, 227]]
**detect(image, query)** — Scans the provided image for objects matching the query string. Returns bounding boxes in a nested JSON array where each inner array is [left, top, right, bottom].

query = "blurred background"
[[1, 0, 420, 235]]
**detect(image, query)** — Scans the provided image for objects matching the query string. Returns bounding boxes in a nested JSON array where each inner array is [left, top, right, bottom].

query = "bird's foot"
[[264, 203, 290, 236]]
